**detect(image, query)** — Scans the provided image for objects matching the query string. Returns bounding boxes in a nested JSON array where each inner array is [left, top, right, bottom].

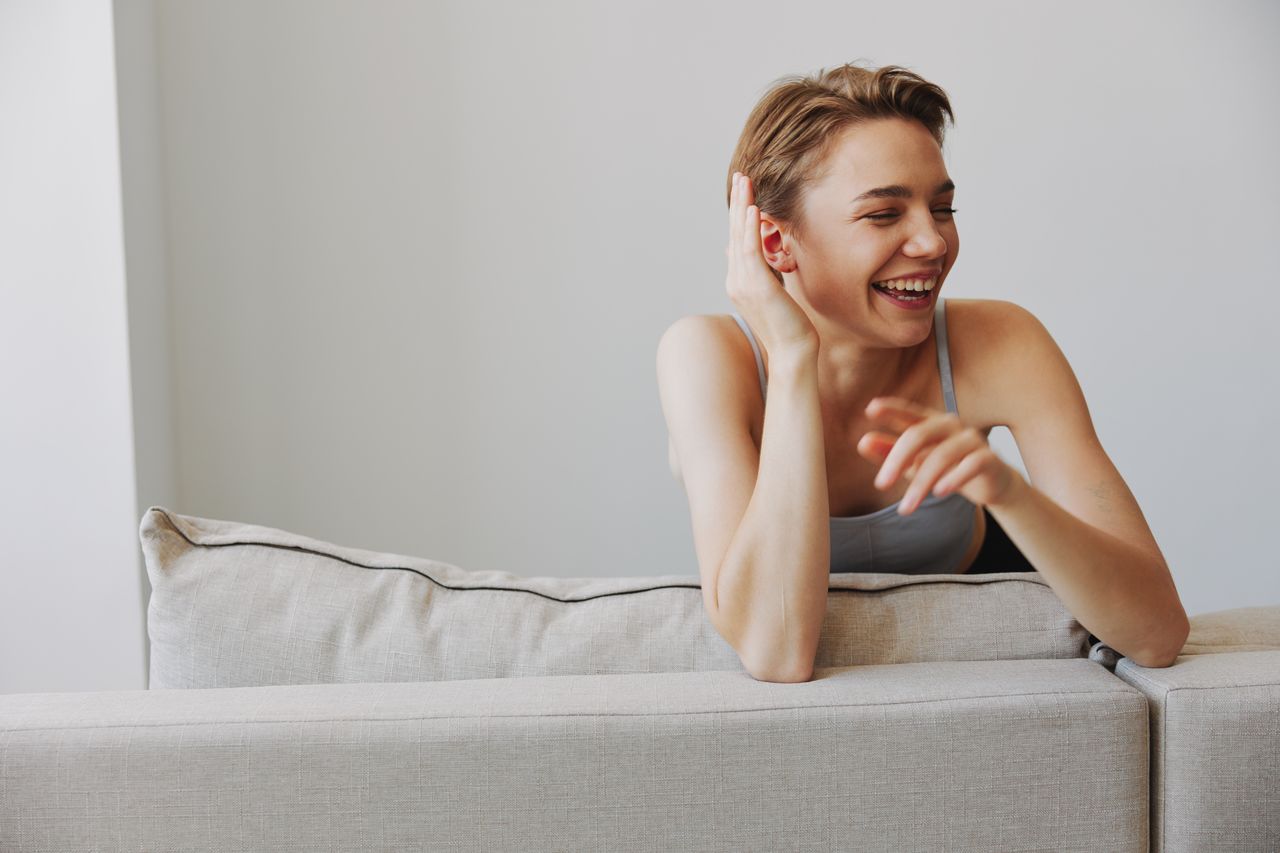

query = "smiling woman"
[[656, 61, 1188, 681]]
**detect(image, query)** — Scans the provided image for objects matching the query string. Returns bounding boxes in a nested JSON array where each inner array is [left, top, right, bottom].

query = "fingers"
[[932, 451, 984, 497], [873, 413, 964, 491], [856, 431, 897, 461], [896, 430, 986, 514], [865, 397, 931, 432], [741, 176, 759, 261], [728, 172, 740, 257], [728, 172, 760, 260]]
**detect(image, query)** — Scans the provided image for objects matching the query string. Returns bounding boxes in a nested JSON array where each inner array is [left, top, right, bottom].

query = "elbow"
[[778, 662, 817, 683], [746, 654, 816, 684], [740, 619, 822, 683], [1130, 649, 1179, 669], [1132, 616, 1191, 669], [711, 584, 821, 684]]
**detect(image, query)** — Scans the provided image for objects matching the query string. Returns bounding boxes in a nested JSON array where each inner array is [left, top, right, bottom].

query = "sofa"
[[1, 506, 1276, 852]]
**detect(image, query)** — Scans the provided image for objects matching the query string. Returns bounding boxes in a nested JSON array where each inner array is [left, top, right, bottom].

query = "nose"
[[903, 210, 948, 259]]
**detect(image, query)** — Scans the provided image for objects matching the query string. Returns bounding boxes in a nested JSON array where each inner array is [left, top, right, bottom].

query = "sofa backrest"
[[140, 507, 1092, 689]]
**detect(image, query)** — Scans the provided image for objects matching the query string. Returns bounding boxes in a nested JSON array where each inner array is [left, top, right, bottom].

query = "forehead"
[[821, 118, 947, 186]]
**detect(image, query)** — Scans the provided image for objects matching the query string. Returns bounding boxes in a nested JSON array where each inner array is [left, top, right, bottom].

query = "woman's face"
[[775, 117, 959, 329]]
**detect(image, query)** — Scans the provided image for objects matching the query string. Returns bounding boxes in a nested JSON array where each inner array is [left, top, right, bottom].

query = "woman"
[[655, 62, 1188, 681]]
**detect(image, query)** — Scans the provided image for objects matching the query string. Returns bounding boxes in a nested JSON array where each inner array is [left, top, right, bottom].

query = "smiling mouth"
[[871, 276, 938, 295]]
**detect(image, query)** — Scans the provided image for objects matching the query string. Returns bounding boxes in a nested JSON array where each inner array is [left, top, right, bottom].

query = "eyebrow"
[[852, 178, 956, 204]]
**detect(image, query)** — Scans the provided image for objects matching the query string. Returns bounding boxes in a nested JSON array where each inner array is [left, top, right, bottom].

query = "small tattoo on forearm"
[[1087, 480, 1118, 512]]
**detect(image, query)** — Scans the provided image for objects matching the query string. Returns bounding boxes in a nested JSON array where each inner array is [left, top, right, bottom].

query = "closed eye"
[[865, 208, 958, 221]]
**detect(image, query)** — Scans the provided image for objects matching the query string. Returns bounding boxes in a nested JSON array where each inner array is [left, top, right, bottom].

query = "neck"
[[759, 293, 935, 416], [812, 324, 928, 425], [756, 315, 933, 435]]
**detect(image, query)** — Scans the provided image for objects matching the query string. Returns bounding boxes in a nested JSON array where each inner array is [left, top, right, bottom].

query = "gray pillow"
[[140, 507, 1091, 689]]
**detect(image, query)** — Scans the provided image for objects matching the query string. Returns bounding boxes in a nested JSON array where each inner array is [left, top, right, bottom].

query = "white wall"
[[145, 0, 1279, 616], [0, 0, 146, 692], [113, 0, 177, 688]]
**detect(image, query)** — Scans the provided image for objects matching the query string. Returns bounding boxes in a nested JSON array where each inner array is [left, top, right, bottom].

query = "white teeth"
[[873, 276, 937, 291]]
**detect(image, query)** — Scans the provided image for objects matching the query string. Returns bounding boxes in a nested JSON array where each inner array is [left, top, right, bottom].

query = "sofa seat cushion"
[[140, 507, 1093, 689]]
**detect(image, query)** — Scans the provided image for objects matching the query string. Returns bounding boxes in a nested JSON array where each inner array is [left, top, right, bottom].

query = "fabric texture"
[[0, 660, 1152, 852], [139, 507, 1090, 690], [1114, 649, 1280, 853], [1180, 604, 1280, 654], [730, 296, 979, 574]]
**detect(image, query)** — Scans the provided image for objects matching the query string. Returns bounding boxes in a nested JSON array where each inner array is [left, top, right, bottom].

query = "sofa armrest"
[[1180, 604, 1280, 655], [2, 660, 1148, 852], [1112, 650, 1280, 853]]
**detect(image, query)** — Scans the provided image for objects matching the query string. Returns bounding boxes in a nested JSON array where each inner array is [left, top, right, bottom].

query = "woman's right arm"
[[656, 321, 828, 683], [717, 343, 830, 682]]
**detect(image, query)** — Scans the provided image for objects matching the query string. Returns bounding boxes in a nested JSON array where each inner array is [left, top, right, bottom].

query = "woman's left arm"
[[983, 467, 1188, 668], [978, 303, 1188, 667], [869, 301, 1190, 667]]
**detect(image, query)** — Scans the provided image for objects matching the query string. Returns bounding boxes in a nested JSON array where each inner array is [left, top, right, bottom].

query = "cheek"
[[945, 227, 960, 259]]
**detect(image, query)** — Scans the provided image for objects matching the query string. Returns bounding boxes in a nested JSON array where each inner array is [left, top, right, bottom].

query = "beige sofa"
[[1, 507, 1276, 852]]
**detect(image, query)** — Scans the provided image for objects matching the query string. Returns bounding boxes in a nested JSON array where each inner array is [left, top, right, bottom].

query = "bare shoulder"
[[944, 297, 1041, 431], [658, 313, 761, 401], [658, 314, 744, 374], [656, 314, 761, 474], [946, 297, 1036, 342]]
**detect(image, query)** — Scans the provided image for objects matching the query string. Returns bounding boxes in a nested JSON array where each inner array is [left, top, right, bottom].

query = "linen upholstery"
[[140, 507, 1092, 689], [1113, 649, 1280, 853], [0, 659, 1148, 853], [1181, 604, 1280, 654]]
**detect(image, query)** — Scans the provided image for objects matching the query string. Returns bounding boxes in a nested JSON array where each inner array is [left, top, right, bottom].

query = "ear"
[[758, 213, 798, 274]]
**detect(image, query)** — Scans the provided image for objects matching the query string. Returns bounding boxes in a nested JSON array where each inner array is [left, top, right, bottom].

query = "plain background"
[[3, 0, 1277, 692]]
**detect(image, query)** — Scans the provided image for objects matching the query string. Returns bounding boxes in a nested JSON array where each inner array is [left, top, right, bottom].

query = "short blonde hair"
[[727, 62, 955, 283]]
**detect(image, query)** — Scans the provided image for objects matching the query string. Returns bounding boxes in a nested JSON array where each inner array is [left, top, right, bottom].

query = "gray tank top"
[[730, 297, 977, 574]]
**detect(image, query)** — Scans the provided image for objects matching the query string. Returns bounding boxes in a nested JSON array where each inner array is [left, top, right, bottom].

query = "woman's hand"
[[725, 172, 818, 356], [856, 397, 1026, 514]]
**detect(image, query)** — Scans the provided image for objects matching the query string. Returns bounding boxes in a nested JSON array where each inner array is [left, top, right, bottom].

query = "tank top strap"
[[935, 297, 958, 415], [729, 311, 768, 404]]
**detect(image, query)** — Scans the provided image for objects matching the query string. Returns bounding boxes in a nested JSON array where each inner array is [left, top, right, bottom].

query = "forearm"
[[718, 347, 829, 681], [987, 475, 1189, 667]]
